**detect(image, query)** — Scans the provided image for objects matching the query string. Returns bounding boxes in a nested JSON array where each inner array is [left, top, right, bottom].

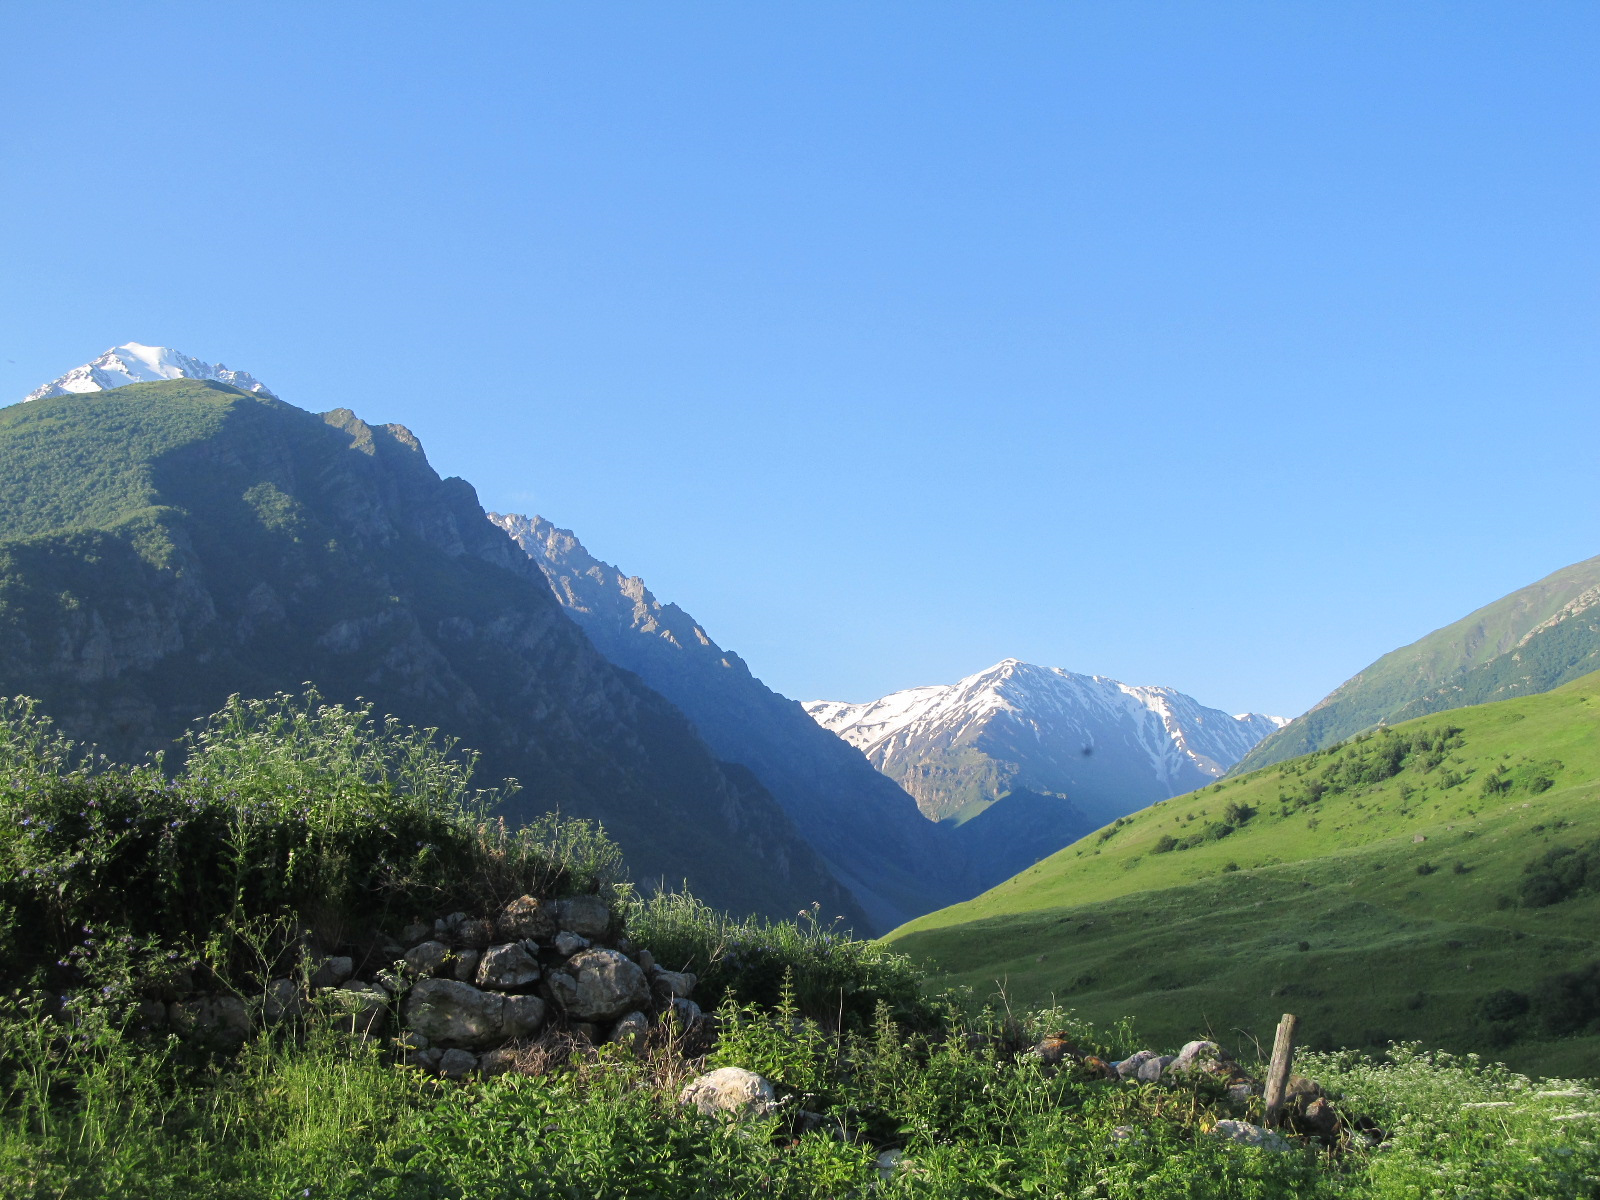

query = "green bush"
[[1518, 837, 1600, 907], [0, 690, 622, 992], [624, 891, 929, 1028]]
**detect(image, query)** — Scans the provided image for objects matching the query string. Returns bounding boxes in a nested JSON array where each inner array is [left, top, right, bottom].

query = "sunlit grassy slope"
[[888, 671, 1600, 1077]]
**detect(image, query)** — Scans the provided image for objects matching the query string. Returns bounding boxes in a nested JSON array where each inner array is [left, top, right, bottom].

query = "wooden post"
[[1262, 1013, 1299, 1128]]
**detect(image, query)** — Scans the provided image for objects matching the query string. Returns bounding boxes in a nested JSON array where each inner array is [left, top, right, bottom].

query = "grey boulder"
[[547, 949, 650, 1022], [557, 895, 614, 940], [403, 979, 506, 1048], [476, 942, 541, 990], [169, 995, 252, 1051]]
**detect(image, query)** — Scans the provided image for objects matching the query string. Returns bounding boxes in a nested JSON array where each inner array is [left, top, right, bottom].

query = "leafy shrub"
[[1531, 960, 1600, 1036], [1478, 987, 1530, 1023], [0, 690, 622, 990], [624, 891, 929, 1029], [1518, 837, 1600, 907]]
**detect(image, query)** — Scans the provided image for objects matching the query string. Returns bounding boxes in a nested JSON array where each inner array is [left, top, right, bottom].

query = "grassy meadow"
[[889, 672, 1600, 1078], [0, 689, 1598, 1196]]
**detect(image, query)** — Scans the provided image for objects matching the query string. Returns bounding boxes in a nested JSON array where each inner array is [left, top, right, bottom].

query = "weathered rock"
[[309, 956, 354, 989], [875, 1149, 906, 1181], [331, 983, 389, 1036], [1081, 1055, 1117, 1079], [651, 970, 696, 1000], [1211, 1119, 1290, 1151], [438, 1048, 478, 1080], [1226, 1077, 1261, 1102], [169, 995, 252, 1051], [414, 1047, 443, 1072], [501, 993, 547, 1039], [1169, 1040, 1235, 1076], [609, 1010, 649, 1052], [405, 940, 452, 976], [1029, 1035, 1082, 1070], [553, 931, 591, 957], [452, 949, 481, 982], [134, 998, 169, 1031], [397, 1031, 430, 1052], [1300, 1097, 1339, 1138], [635, 949, 656, 972], [455, 918, 495, 949], [548, 949, 650, 1022], [557, 895, 613, 940], [497, 895, 558, 942], [1137, 1054, 1176, 1082], [479, 1046, 522, 1077], [403, 979, 505, 1048], [679, 1067, 778, 1118], [402, 922, 432, 945], [668, 997, 703, 1032], [263, 979, 301, 1024], [476, 943, 541, 990], [1115, 1050, 1160, 1081]]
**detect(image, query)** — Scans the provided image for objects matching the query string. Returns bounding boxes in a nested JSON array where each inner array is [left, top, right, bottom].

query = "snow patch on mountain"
[[806, 659, 1286, 812], [24, 343, 275, 403]]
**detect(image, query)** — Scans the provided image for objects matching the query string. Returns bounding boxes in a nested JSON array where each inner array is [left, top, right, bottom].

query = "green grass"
[[4, 688, 1600, 1196], [889, 672, 1600, 1077]]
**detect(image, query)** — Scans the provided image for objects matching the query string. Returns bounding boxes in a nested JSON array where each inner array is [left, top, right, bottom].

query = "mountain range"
[[806, 661, 1285, 883], [0, 360, 861, 925]]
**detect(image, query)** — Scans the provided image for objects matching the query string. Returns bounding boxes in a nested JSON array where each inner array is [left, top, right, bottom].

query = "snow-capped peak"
[[23, 343, 276, 403], [805, 658, 1287, 803]]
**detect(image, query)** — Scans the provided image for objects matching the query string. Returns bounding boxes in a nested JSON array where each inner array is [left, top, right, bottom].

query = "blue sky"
[[2, 3, 1596, 717]]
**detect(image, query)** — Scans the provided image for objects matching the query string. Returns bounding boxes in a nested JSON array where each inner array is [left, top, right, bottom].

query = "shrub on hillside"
[[624, 891, 930, 1029], [1518, 837, 1600, 907]]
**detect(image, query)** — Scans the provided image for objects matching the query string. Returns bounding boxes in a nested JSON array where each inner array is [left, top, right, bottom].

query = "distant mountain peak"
[[24, 343, 276, 403], [806, 658, 1286, 822]]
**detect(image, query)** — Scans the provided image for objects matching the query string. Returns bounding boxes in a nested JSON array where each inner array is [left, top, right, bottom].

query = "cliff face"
[[490, 514, 976, 931], [0, 380, 862, 925]]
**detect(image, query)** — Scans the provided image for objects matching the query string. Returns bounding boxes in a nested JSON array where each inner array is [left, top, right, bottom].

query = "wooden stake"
[[1262, 1013, 1299, 1128]]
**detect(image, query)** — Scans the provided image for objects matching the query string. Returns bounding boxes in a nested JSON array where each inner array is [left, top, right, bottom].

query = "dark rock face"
[[491, 513, 976, 931], [0, 381, 861, 924]]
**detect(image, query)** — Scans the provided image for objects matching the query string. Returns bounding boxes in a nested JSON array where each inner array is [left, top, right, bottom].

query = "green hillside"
[[1237, 553, 1600, 772], [0, 381, 863, 925], [889, 671, 1600, 1077]]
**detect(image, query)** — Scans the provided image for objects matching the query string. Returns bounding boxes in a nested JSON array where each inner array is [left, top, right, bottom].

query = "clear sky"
[[2, 3, 1596, 718]]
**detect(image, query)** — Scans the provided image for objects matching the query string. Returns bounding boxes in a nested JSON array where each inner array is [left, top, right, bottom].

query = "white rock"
[[1211, 1119, 1290, 1151], [679, 1067, 778, 1118]]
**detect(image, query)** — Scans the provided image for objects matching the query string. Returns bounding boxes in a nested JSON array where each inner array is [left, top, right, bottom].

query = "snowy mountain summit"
[[24, 343, 276, 403], [806, 659, 1287, 828]]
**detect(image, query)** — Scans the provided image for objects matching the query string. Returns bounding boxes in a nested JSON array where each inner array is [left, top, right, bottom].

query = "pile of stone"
[[144, 892, 703, 1079], [1029, 1034, 1345, 1145]]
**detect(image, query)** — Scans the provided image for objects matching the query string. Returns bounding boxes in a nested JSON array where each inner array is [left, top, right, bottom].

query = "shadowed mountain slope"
[[0, 379, 862, 925], [488, 513, 976, 932]]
